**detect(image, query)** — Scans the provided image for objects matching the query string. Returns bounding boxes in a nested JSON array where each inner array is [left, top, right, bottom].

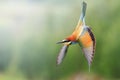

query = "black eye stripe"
[[63, 40, 70, 42]]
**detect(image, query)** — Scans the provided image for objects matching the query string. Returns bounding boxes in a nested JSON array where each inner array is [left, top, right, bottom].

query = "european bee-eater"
[[56, 2, 96, 71]]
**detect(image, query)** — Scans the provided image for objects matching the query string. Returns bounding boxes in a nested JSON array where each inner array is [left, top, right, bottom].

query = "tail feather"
[[79, 1, 87, 23]]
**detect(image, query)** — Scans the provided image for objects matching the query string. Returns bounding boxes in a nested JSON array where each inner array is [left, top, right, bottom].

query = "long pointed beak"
[[57, 40, 70, 44], [57, 41, 64, 44]]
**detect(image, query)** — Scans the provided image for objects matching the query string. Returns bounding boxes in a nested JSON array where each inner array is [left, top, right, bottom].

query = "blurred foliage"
[[0, 0, 120, 80]]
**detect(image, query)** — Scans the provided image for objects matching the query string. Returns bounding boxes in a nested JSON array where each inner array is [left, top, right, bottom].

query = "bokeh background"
[[0, 0, 120, 80]]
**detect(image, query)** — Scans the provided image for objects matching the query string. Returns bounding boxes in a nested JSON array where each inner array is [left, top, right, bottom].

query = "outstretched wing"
[[56, 44, 69, 65], [78, 27, 95, 71]]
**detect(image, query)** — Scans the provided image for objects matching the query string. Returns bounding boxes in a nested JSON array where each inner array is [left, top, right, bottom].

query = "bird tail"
[[79, 1, 87, 24]]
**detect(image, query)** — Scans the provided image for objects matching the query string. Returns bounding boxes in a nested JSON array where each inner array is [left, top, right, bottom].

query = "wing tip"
[[56, 54, 63, 66], [56, 57, 63, 66], [56, 44, 69, 66], [56, 60, 60, 66]]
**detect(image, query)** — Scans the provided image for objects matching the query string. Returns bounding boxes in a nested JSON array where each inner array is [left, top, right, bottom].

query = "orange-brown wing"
[[78, 27, 95, 71]]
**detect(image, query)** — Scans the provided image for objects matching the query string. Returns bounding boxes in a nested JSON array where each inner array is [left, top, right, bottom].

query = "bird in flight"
[[56, 1, 96, 71]]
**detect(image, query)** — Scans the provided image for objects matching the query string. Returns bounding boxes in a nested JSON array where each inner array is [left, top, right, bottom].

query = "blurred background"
[[0, 0, 120, 80]]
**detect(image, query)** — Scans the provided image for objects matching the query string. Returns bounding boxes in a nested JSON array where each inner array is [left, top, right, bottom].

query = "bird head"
[[57, 35, 76, 45]]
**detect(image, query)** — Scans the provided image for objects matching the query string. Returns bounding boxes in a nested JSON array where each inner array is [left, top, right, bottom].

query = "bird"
[[56, 1, 96, 71]]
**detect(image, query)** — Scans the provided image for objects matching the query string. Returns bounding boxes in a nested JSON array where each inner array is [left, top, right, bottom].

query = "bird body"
[[56, 1, 95, 71]]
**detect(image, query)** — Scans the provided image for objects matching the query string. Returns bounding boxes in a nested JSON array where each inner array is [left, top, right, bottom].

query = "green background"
[[0, 0, 120, 80]]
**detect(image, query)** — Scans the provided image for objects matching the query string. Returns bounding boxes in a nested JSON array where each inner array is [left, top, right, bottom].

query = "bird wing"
[[56, 43, 70, 65], [78, 27, 95, 71]]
